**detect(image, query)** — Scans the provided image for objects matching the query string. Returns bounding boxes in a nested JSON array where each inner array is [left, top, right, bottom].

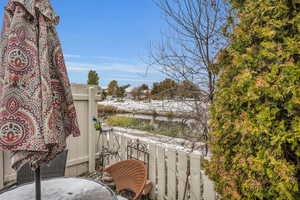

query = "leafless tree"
[[147, 0, 229, 142]]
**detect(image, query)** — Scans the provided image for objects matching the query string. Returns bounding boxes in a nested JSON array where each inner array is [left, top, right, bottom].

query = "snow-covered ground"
[[98, 99, 202, 114]]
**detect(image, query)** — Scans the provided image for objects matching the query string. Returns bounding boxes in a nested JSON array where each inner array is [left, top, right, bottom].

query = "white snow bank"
[[98, 100, 202, 113]]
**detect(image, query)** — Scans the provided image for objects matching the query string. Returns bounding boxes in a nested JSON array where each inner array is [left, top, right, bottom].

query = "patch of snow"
[[98, 100, 204, 114], [125, 86, 135, 93]]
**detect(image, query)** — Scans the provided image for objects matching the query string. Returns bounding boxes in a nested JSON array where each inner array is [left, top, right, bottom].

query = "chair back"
[[17, 150, 68, 185], [104, 160, 147, 200]]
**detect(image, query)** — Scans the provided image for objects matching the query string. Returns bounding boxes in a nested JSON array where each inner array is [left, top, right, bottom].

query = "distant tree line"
[[106, 80, 130, 98], [86, 70, 201, 101], [151, 78, 201, 100], [104, 78, 201, 101]]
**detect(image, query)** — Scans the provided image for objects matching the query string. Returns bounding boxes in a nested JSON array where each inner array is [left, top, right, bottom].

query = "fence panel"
[[102, 132, 109, 166], [115, 134, 121, 162], [110, 133, 116, 164], [111, 131, 119, 164], [120, 135, 127, 160], [190, 153, 202, 200], [88, 87, 96, 172], [167, 148, 177, 200], [149, 143, 157, 199], [106, 132, 111, 165], [97, 129, 217, 200], [202, 170, 216, 200], [66, 99, 89, 168], [157, 145, 166, 200], [178, 151, 188, 200]]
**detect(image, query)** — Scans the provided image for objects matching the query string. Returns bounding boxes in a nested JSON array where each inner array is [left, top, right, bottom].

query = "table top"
[[0, 177, 117, 200]]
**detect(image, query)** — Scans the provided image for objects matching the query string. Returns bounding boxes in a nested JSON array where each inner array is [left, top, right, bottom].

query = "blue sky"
[[0, 0, 166, 87]]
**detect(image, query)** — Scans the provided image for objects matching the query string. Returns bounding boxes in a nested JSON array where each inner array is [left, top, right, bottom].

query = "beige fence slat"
[[112, 133, 117, 163], [102, 133, 109, 166], [88, 87, 96, 172], [0, 151, 3, 189], [124, 136, 129, 160], [202, 170, 216, 200], [138, 141, 146, 162], [149, 143, 157, 199], [113, 133, 116, 163], [157, 145, 166, 200], [110, 131, 117, 165], [103, 132, 108, 149], [120, 134, 126, 160], [107, 133, 113, 165], [167, 148, 177, 200], [95, 134, 100, 159], [138, 141, 143, 161], [115, 134, 121, 162], [178, 151, 188, 200], [190, 153, 201, 200], [98, 132, 103, 155], [113, 133, 118, 163], [67, 100, 89, 171], [107, 131, 113, 165]]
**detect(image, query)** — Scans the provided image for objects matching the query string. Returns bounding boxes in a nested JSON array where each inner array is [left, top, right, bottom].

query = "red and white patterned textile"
[[0, 0, 80, 170]]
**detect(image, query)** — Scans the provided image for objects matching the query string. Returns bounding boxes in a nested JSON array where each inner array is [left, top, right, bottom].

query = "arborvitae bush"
[[205, 0, 300, 199]]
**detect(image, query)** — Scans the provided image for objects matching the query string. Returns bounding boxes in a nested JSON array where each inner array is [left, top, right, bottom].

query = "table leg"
[[35, 167, 41, 200]]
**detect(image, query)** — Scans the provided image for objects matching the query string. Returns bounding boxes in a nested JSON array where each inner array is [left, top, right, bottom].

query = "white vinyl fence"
[[0, 84, 218, 200], [100, 127, 218, 200]]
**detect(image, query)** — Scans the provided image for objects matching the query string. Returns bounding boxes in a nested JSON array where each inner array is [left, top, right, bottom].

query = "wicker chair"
[[17, 150, 68, 185], [104, 160, 147, 200]]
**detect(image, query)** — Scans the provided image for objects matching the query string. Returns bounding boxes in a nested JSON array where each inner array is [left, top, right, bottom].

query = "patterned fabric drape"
[[0, 0, 80, 170]]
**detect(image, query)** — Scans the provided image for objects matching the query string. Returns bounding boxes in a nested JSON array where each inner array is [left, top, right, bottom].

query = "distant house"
[[125, 86, 135, 99]]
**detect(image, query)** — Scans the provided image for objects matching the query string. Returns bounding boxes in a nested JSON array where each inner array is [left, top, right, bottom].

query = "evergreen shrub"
[[205, 0, 300, 199]]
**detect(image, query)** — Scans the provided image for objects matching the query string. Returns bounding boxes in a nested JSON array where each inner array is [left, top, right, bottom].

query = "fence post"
[[0, 151, 3, 189], [88, 87, 96, 172]]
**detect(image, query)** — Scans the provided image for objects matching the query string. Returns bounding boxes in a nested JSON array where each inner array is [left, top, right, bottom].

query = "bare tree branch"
[[146, 0, 229, 144]]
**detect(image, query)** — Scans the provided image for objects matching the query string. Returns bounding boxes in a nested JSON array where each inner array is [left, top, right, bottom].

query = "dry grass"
[[106, 116, 193, 139], [97, 105, 129, 116]]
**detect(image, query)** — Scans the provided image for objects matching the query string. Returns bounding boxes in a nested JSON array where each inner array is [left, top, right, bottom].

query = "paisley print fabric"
[[0, 0, 80, 170]]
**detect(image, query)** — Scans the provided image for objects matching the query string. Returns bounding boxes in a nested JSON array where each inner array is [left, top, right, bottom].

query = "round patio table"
[[0, 177, 117, 200]]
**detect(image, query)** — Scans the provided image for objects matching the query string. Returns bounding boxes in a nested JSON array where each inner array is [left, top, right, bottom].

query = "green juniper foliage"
[[205, 0, 300, 199]]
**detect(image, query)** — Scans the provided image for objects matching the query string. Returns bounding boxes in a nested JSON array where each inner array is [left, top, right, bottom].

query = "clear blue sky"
[[0, 0, 166, 87]]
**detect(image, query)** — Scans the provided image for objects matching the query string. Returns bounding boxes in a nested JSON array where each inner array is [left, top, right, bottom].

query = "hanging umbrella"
[[0, 0, 80, 199]]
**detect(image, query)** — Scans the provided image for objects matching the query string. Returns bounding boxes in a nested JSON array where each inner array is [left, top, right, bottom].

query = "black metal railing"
[[127, 139, 150, 178]]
